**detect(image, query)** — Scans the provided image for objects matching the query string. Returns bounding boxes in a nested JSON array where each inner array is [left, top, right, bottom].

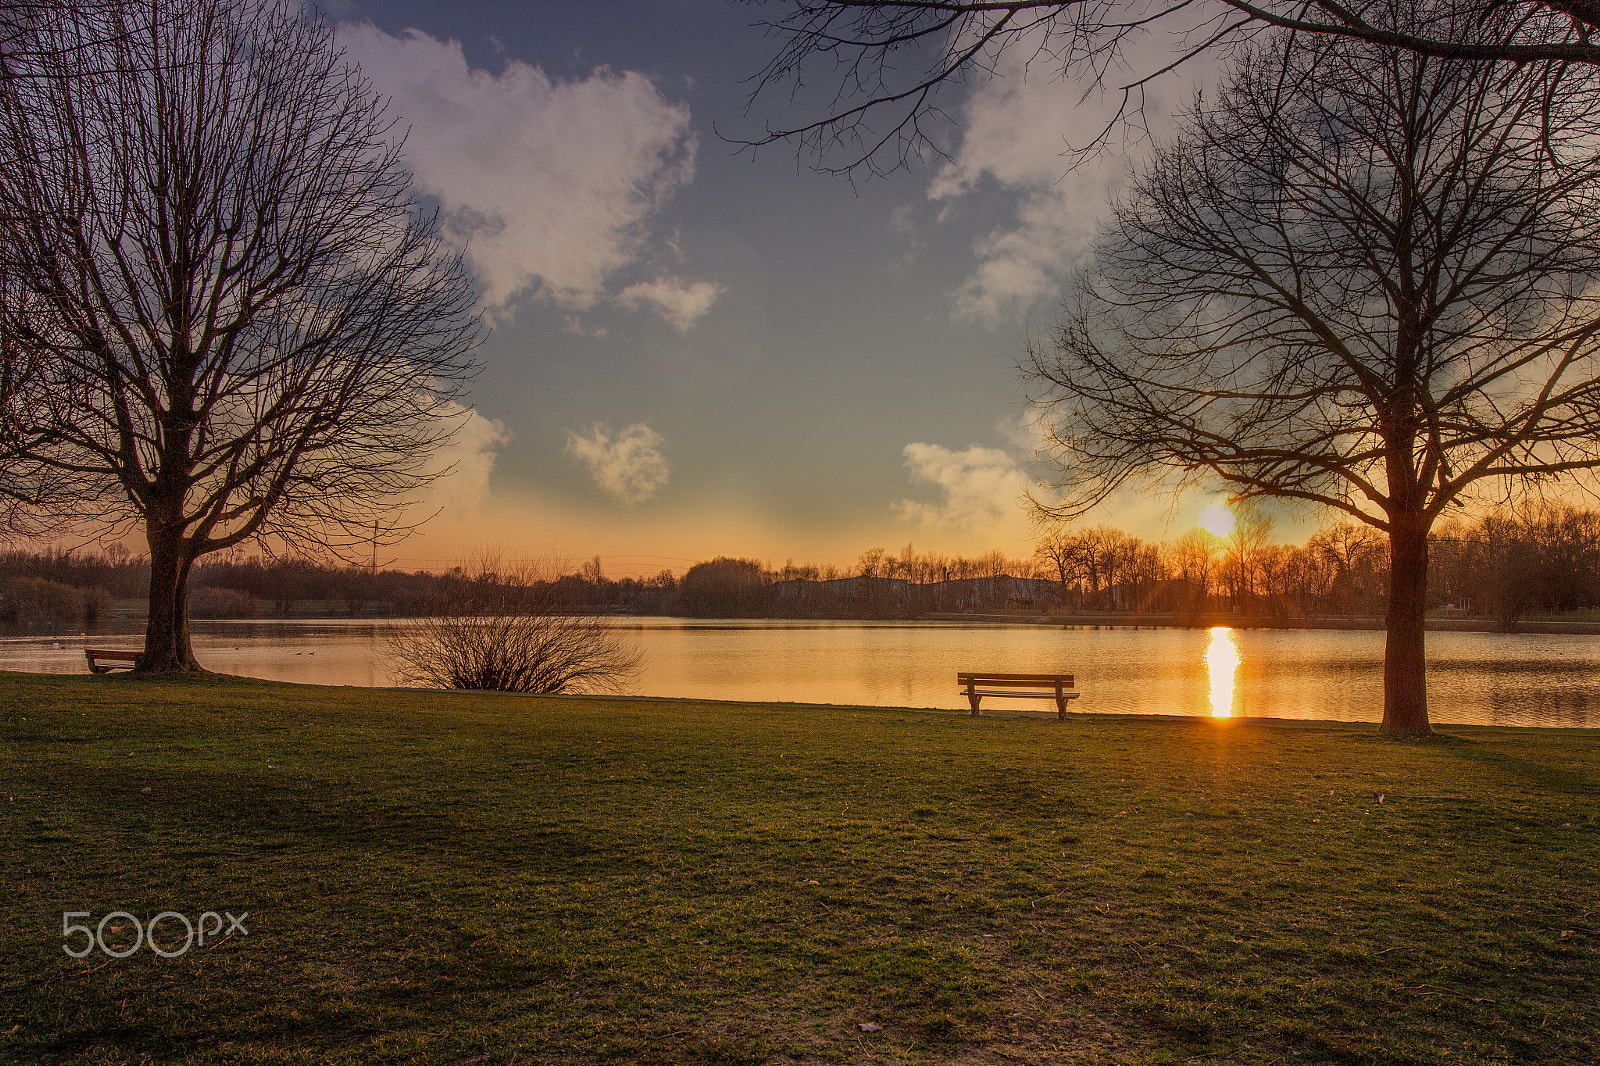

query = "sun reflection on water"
[[1206, 626, 1239, 718]]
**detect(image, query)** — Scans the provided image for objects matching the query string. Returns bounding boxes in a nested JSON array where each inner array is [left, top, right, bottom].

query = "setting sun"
[[1199, 501, 1236, 538]]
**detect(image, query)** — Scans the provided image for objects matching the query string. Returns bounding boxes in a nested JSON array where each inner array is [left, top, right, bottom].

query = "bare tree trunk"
[[141, 516, 201, 672], [1381, 515, 1431, 736]]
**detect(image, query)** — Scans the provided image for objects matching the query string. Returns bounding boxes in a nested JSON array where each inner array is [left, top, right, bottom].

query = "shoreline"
[[19, 611, 1600, 637], [15, 669, 1595, 733], [923, 611, 1600, 634]]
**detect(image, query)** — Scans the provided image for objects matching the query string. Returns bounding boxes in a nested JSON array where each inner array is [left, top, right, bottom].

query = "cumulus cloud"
[[337, 23, 698, 319], [564, 422, 670, 507], [420, 402, 511, 511], [925, 65, 1117, 328], [616, 276, 725, 332], [996, 409, 1051, 458], [895, 442, 1034, 532], [925, 39, 1213, 328]]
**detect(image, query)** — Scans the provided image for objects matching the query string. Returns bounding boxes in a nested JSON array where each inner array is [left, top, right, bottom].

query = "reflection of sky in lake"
[[1207, 627, 1239, 718], [2, 619, 1597, 729]]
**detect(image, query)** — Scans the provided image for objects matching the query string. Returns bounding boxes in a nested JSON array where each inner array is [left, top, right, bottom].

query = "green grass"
[[2, 671, 1596, 1065]]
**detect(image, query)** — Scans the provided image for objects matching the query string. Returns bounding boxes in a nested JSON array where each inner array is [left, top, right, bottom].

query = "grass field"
[[2, 671, 1597, 1065]]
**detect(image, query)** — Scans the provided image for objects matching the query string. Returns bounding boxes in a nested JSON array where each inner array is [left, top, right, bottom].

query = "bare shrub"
[[390, 556, 641, 694]]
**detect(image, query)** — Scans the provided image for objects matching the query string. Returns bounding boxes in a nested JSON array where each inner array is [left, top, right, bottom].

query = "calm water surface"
[[3, 618, 1596, 729]]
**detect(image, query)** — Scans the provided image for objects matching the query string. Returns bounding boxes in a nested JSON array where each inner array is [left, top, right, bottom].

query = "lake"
[[4, 618, 1597, 729]]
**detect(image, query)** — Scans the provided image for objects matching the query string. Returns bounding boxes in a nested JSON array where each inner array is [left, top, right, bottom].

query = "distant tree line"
[[0, 550, 682, 628], [1033, 505, 1600, 626], [3, 505, 1597, 629]]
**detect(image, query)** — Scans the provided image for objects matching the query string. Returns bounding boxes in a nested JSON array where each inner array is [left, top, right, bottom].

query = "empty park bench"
[[958, 671, 1079, 719], [85, 648, 144, 673]]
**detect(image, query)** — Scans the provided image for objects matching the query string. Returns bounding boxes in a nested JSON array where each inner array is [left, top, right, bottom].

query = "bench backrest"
[[958, 672, 1073, 688]]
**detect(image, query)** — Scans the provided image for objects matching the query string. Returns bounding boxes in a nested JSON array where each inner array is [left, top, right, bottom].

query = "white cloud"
[[616, 276, 725, 333], [564, 422, 670, 507], [420, 402, 510, 511], [895, 442, 1034, 532], [926, 63, 1119, 328], [996, 409, 1050, 458], [925, 38, 1215, 328], [561, 315, 609, 338], [337, 23, 696, 319]]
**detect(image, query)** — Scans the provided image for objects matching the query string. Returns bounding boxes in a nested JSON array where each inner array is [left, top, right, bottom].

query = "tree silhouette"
[[0, 0, 482, 670], [742, 0, 1600, 176], [1024, 15, 1600, 734]]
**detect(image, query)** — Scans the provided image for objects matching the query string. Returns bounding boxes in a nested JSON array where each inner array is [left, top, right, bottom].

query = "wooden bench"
[[958, 672, 1079, 719], [85, 648, 144, 674]]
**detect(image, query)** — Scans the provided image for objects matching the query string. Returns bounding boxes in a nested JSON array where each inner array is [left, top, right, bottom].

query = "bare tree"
[[0, 1, 201, 508], [1023, 12, 1600, 735], [741, 0, 1599, 175], [1033, 525, 1087, 609], [390, 555, 641, 695], [1467, 512, 1543, 628], [1523, 503, 1600, 610], [0, 0, 482, 671], [1220, 500, 1273, 613], [1120, 538, 1166, 613], [1252, 544, 1296, 618], [1033, 523, 1139, 610], [0, 1, 122, 533], [0, 326, 57, 532], [0, 1, 145, 76], [1080, 524, 1134, 608], [1165, 529, 1218, 619], [1308, 523, 1389, 618]]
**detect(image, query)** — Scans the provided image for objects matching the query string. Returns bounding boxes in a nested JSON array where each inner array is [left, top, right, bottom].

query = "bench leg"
[[1056, 697, 1066, 720], [968, 694, 981, 717]]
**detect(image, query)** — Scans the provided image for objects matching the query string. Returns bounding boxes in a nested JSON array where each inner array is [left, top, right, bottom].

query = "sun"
[[1199, 501, 1236, 538]]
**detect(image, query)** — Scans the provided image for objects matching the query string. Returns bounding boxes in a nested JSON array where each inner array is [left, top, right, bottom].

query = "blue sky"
[[327, 0, 1259, 576]]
